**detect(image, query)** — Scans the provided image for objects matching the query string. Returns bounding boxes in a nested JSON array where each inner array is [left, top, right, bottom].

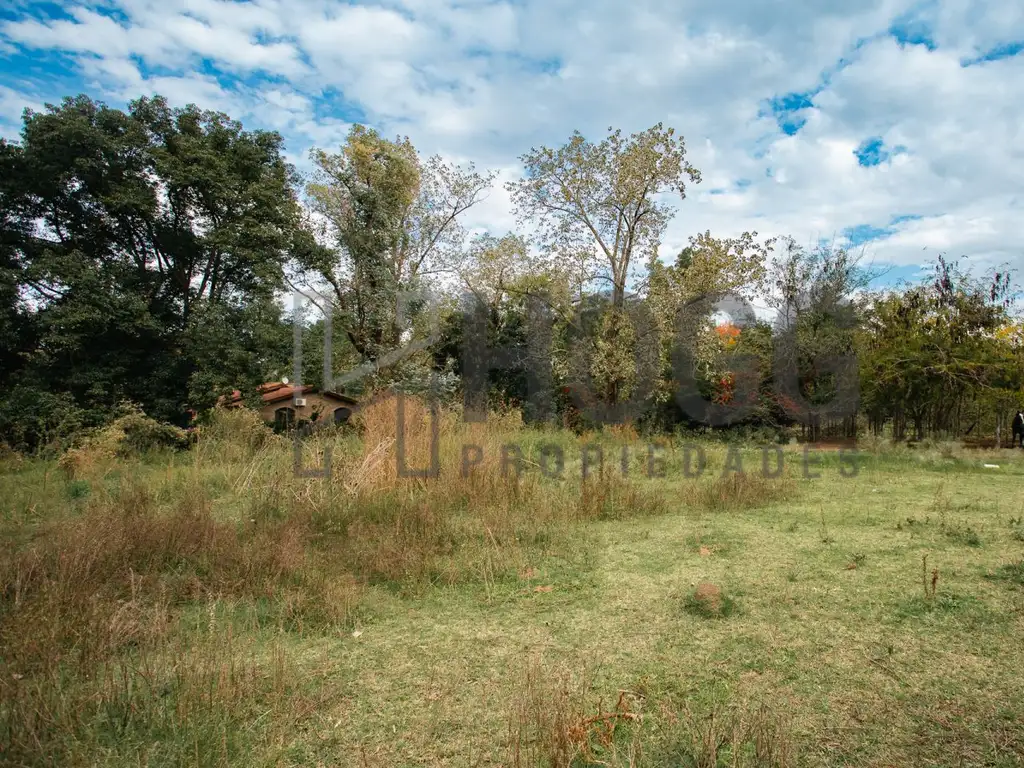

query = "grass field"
[[2, 398, 1023, 767]]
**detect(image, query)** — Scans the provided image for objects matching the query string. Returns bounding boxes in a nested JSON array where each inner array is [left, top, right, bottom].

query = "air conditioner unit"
[[294, 398, 307, 407]]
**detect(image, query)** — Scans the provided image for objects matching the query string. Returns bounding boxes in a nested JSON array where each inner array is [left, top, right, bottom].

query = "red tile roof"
[[218, 382, 356, 407]]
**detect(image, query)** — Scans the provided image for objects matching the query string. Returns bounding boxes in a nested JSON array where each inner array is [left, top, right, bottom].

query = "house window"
[[334, 407, 352, 425], [274, 407, 296, 432]]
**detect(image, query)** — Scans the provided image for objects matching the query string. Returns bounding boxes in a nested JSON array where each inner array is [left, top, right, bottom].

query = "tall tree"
[[507, 123, 700, 309], [0, 138, 34, 391], [507, 123, 700, 409], [645, 231, 773, 426], [302, 125, 494, 375], [437, 232, 570, 420], [763, 238, 871, 439], [1, 94, 306, 428]]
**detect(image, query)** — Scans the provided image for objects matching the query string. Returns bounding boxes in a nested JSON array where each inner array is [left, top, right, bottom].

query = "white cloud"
[[0, 84, 46, 137], [4, 3, 308, 77], [299, 5, 423, 64], [1, 0, 1023, 280]]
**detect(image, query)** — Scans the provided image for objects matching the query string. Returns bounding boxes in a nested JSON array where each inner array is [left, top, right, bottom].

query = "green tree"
[[765, 238, 871, 440], [302, 125, 494, 382], [507, 123, 701, 408], [857, 256, 1017, 441], [645, 231, 773, 427], [438, 233, 570, 420], [1, 94, 306, 432], [0, 138, 35, 392], [507, 123, 701, 309]]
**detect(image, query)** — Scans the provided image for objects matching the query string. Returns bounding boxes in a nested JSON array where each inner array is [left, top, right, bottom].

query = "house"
[[219, 380, 358, 430]]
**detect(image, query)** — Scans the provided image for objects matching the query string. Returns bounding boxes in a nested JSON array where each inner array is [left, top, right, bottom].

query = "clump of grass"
[[940, 518, 983, 547], [683, 473, 797, 512], [577, 469, 668, 521], [506, 657, 642, 768], [193, 404, 283, 462], [66, 478, 91, 499], [819, 510, 835, 545], [341, 392, 462, 495], [895, 592, 976, 619], [895, 576, 1001, 627], [657, 698, 797, 767], [683, 583, 738, 619], [510, 677, 798, 768], [990, 560, 1024, 586]]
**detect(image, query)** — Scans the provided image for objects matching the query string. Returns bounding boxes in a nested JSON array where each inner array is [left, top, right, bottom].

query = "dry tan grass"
[[674, 698, 797, 768], [0, 477, 357, 670], [0, 465, 362, 764], [682, 471, 798, 512], [506, 656, 643, 768]]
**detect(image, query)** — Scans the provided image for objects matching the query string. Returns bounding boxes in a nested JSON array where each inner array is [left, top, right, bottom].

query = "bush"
[[111, 402, 193, 453], [58, 403, 191, 479], [193, 405, 276, 455], [0, 385, 88, 453]]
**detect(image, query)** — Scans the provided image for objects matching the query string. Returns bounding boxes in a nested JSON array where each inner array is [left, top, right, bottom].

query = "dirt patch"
[[693, 582, 723, 613]]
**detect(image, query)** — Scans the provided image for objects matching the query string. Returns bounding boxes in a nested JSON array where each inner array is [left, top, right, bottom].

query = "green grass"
[[2, 409, 1024, 766]]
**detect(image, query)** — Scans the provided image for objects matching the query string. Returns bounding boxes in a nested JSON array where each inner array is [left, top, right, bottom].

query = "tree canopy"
[[0, 93, 1020, 450], [0, 95, 305, 439]]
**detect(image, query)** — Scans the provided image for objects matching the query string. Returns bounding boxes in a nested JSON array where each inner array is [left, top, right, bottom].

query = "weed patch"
[[647, 697, 797, 767], [506, 658, 642, 768], [894, 592, 999, 625], [683, 473, 797, 512], [989, 560, 1024, 586]]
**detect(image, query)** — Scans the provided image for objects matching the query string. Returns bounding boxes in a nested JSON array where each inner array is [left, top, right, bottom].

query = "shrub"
[[0, 385, 88, 453], [193, 404, 277, 457], [57, 403, 191, 479]]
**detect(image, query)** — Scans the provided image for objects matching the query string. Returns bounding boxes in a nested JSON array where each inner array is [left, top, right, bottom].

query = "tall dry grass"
[[0, 394, 804, 764], [506, 657, 643, 768], [505, 657, 797, 768], [0, 471, 356, 763], [682, 472, 798, 512]]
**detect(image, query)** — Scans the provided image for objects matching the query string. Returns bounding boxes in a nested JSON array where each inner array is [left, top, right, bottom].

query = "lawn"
[[2, 400, 1023, 767]]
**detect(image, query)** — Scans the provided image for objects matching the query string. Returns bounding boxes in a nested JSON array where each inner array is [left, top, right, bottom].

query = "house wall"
[[257, 393, 353, 425]]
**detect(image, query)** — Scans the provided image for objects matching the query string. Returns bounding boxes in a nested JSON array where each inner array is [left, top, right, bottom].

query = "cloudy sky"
[[1, 0, 1022, 291]]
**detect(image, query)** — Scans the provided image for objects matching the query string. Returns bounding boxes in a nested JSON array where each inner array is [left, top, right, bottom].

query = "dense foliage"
[[0, 93, 1020, 450]]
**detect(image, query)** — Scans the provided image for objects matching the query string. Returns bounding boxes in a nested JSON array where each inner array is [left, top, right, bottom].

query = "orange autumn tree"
[[715, 321, 741, 349], [712, 322, 741, 403]]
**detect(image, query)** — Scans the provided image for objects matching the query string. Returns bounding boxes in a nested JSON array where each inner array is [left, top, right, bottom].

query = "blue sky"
[[1, 0, 1023, 291]]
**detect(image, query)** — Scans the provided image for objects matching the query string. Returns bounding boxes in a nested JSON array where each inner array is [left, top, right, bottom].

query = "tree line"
[[0, 93, 1020, 451]]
